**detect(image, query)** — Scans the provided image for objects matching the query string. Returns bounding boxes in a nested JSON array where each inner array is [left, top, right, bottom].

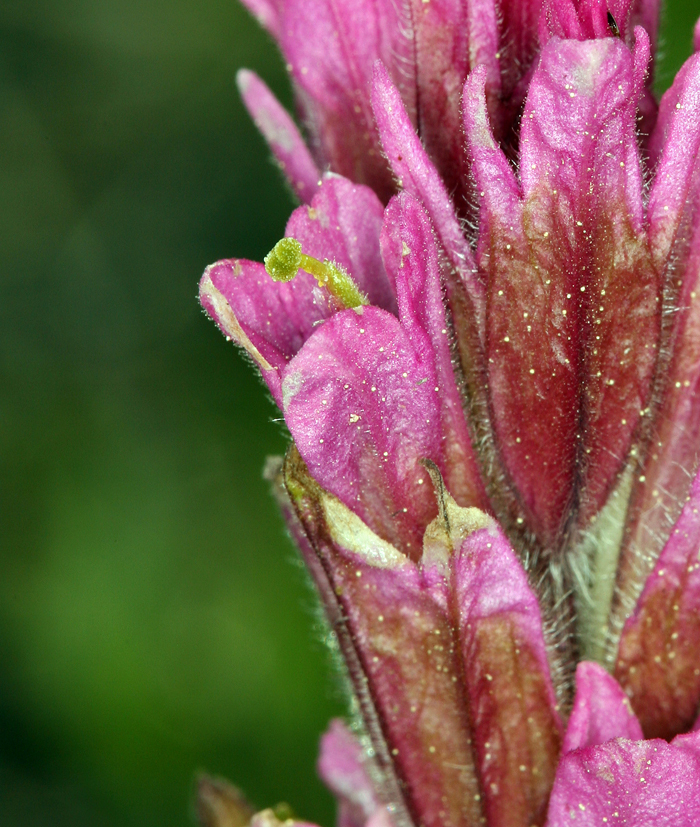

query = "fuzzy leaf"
[[276, 0, 410, 200]]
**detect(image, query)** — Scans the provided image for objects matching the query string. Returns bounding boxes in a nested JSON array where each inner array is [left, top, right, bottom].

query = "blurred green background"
[[0, 2, 697, 826]]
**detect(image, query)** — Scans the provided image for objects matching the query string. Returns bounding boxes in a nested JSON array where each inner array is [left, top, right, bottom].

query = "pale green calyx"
[[264, 236, 368, 309]]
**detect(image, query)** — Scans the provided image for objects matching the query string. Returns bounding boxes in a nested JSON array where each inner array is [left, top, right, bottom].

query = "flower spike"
[[199, 3, 700, 825]]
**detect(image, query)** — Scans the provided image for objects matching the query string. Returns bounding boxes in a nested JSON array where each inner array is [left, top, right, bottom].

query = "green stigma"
[[264, 237, 303, 282], [264, 237, 368, 309]]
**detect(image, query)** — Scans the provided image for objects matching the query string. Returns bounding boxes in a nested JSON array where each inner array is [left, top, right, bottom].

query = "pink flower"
[[199, 1, 700, 825]]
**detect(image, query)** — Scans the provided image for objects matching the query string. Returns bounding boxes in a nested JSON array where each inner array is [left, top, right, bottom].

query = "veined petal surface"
[[282, 306, 442, 556], [380, 192, 488, 511], [443, 496, 563, 827], [547, 731, 700, 826], [370, 63, 482, 325], [465, 37, 659, 549], [200, 258, 318, 406]]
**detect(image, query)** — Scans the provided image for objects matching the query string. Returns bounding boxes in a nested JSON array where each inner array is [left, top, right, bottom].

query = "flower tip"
[[633, 25, 651, 74], [235, 67, 254, 95], [465, 62, 488, 88], [371, 58, 391, 90], [462, 64, 489, 120], [195, 774, 253, 827], [264, 237, 302, 282]]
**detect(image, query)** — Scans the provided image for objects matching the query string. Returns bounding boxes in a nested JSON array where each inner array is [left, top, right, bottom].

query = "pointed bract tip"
[[371, 59, 391, 89], [465, 62, 488, 89]]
